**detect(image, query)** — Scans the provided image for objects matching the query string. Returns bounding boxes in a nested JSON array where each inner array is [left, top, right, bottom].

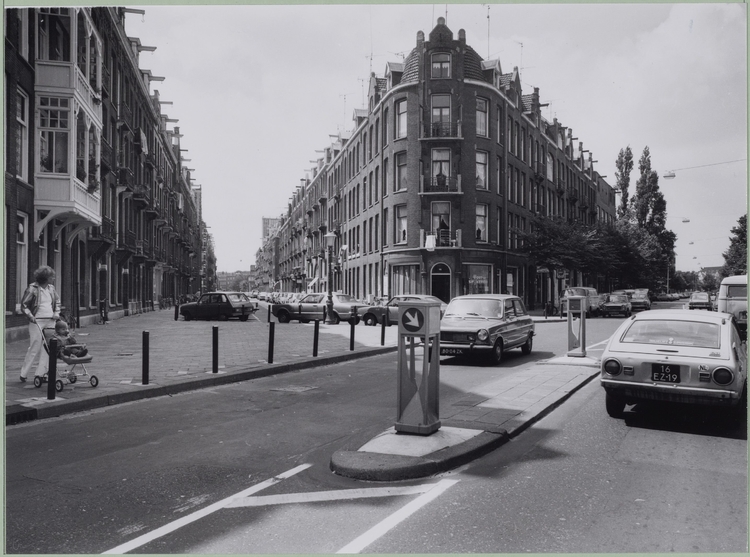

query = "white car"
[[600, 309, 747, 421]]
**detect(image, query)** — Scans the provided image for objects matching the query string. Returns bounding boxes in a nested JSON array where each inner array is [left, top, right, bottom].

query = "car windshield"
[[632, 293, 648, 300], [691, 292, 709, 301], [444, 298, 504, 318], [226, 293, 248, 302], [621, 319, 721, 349], [609, 295, 628, 303], [727, 285, 747, 298], [564, 288, 588, 297]]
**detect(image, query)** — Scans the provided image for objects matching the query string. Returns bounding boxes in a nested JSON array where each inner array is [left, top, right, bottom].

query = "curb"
[[329, 429, 509, 481], [6, 345, 399, 425]]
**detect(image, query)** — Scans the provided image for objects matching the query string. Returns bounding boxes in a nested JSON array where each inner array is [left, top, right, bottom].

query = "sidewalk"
[[5, 307, 598, 481]]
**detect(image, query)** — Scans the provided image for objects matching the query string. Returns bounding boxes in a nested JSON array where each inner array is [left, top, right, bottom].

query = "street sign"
[[401, 307, 425, 333], [397, 300, 440, 336]]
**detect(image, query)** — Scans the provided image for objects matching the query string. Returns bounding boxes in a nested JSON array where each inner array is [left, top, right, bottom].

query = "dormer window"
[[431, 53, 451, 79]]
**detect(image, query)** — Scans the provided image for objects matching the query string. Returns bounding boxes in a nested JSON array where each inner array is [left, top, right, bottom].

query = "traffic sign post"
[[566, 295, 587, 357], [395, 300, 442, 435]]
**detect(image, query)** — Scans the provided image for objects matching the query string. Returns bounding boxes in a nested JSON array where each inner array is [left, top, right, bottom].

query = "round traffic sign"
[[401, 308, 424, 333]]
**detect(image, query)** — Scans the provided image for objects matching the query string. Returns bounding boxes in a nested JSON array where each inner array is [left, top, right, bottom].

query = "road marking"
[[225, 484, 435, 508], [336, 479, 459, 554], [102, 463, 311, 554]]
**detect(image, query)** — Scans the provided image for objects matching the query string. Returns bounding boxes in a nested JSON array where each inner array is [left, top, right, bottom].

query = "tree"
[[720, 214, 747, 277], [614, 146, 633, 219]]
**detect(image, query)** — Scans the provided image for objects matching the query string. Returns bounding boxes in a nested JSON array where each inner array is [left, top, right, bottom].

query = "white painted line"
[[586, 338, 610, 349], [226, 484, 435, 508], [336, 479, 459, 554], [102, 463, 311, 554]]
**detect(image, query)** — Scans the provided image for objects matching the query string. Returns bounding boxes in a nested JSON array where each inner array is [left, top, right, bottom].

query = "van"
[[561, 287, 599, 318], [717, 274, 747, 333]]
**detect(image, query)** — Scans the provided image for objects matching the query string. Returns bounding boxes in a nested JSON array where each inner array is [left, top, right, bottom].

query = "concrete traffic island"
[[330, 426, 509, 481]]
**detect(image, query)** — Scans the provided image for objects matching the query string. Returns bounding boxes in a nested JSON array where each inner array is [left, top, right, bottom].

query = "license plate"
[[651, 363, 681, 383], [441, 347, 465, 356]]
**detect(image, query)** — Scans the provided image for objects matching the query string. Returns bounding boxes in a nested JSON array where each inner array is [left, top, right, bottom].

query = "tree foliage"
[[615, 146, 633, 219], [721, 214, 747, 277]]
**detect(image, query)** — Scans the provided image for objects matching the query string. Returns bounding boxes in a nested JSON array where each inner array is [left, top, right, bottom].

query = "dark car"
[[271, 292, 360, 324], [688, 291, 712, 310], [180, 292, 258, 321], [357, 295, 447, 326], [439, 294, 535, 365], [601, 294, 632, 317]]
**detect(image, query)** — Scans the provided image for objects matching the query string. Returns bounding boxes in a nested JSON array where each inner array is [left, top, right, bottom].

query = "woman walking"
[[19, 266, 60, 382]]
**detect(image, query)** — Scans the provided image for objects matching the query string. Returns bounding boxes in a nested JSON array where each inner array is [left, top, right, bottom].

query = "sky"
[[121, 2, 748, 275]]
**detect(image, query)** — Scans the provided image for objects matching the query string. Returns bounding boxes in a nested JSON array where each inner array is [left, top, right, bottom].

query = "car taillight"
[[712, 367, 734, 386], [603, 359, 622, 376]]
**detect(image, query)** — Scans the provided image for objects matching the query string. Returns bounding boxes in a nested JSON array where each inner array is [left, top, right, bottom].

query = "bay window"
[[39, 96, 70, 174]]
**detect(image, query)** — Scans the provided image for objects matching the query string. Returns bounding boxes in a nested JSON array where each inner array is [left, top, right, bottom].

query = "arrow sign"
[[401, 308, 424, 333]]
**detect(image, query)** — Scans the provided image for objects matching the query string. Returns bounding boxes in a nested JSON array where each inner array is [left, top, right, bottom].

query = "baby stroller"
[[33, 322, 99, 392]]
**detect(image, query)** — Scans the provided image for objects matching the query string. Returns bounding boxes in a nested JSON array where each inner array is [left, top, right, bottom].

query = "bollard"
[[142, 331, 150, 385], [267, 304, 271, 323], [47, 337, 58, 400], [381, 313, 386, 346], [313, 320, 320, 357], [174, 303, 179, 321], [268, 322, 275, 363], [212, 326, 219, 373], [349, 316, 356, 351]]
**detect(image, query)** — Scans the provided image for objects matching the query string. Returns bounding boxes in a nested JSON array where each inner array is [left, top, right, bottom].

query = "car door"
[[301, 294, 325, 321], [500, 299, 521, 347], [194, 295, 213, 319], [512, 299, 533, 343]]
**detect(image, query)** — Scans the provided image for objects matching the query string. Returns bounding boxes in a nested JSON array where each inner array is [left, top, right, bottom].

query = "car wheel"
[[332, 312, 341, 325], [521, 334, 533, 355], [277, 310, 290, 324], [221, 314, 230, 321], [605, 392, 626, 418], [184, 313, 192, 321], [239, 315, 249, 322], [364, 313, 378, 327], [488, 339, 504, 365]]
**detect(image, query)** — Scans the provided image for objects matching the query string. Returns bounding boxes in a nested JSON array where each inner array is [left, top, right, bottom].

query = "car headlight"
[[477, 329, 489, 341], [712, 367, 734, 386], [603, 358, 622, 376]]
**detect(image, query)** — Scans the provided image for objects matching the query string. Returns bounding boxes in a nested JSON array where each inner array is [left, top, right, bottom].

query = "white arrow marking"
[[102, 463, 311, 554], [337, 479, 459, 554], [404, 310, 420, 328], [225, 484, 435, 508]]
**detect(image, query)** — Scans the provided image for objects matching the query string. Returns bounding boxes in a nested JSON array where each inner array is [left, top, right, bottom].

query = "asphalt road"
[[6, 314, 744, 554]]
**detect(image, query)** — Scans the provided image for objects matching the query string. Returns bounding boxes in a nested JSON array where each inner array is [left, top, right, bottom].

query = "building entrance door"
[[431, 263, 451, 303]]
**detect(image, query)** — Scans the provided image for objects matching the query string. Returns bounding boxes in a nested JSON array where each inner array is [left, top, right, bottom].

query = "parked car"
[[717, 275, 747, 337], [600, 309, 747, 421], [271, 292, 361, 324], [688, 291, 713, 310], [179, 292, 258, 321], [560, 287, 599, 317], [439, 294, 535, 365], [600, 294, 632, 317], [357, 295, 447, 326], [655, 292, 671, 302], [630, 290, 652, 312]]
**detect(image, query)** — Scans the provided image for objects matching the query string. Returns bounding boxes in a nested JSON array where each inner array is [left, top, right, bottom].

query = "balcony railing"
[[420, 175, 462, 194], [422, 121, 462, 139]]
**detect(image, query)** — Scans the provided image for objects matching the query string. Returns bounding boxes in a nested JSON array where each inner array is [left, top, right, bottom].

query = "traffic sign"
[[401, 308, 424, 333]]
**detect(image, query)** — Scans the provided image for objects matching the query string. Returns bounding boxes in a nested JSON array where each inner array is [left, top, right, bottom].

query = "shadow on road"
[[623, 402, 747, 440]]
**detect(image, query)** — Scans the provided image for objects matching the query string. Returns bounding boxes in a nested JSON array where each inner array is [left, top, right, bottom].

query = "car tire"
[[521, 334, 533, 355], [331, 312, 341, 325], [239, 315, 249, 322], [488, 339, 504, 365], [277, 310, 290, 324], [605, 392, 626, 418], [184, 313, 192, 321], [363, 313, 378, 327]]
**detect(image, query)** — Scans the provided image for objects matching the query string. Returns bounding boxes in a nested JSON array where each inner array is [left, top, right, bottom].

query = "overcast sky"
[[122, 3, 747, 275]]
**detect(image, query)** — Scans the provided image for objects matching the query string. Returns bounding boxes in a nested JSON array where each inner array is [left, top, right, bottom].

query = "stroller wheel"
[[55, 379, 64, 392], [33, 376, 43, 388], [90, 376, 99, 387], [69, 373, 77, 384]]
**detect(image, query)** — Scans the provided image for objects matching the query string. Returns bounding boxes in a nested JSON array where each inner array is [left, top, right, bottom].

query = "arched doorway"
[[431, 262, 451, 303]]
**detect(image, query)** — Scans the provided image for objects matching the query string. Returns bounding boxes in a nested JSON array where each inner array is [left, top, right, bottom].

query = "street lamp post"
[[324, 231, 336, 324]]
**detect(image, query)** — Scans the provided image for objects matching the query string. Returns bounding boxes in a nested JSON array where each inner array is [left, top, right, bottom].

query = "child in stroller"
[[34, 320, 98, 391]]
